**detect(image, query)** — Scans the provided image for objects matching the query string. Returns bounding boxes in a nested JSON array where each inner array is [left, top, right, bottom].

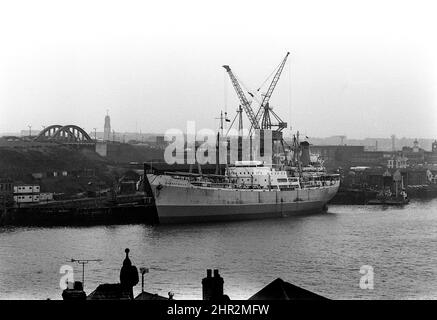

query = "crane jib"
[[223, 51, 289, 132], [256, 52, 290, 125], [222, 65, 260, 130]]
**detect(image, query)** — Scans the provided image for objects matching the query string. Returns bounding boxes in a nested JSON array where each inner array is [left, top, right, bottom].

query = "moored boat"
[[145, 161, 340, 223]]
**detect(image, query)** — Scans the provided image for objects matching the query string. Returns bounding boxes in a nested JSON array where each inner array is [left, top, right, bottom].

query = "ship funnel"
[[300, 141, 310, 167]]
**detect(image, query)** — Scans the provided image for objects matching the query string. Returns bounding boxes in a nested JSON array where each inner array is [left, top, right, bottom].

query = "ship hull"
[[155, 201, 327, 223], [146, 174, 339, 224]]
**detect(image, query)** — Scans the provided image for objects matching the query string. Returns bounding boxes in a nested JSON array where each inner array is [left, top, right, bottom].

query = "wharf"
[[329, 187, 377, 205], [0, 193, 157, 227]]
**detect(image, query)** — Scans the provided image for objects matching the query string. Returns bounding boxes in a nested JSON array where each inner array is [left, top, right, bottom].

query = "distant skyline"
[[1, 0, 436, 139], [2, 128, 436, 142], [5, 128, 435, 148]]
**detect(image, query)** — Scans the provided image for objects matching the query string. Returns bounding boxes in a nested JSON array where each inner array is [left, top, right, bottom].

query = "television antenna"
[[69, 258, 102, 288]]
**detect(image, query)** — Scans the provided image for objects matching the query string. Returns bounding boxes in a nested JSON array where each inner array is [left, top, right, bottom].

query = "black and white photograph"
[[0, 0, 436, 314]]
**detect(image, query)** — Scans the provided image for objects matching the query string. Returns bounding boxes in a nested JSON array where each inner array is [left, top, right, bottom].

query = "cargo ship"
[[144, 53, 340, 223], [145, 160, 340, 223]]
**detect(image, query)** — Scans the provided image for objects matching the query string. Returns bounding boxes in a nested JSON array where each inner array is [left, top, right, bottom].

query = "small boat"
[[366, 195, 409, 206], [366, 171, 409, 205]]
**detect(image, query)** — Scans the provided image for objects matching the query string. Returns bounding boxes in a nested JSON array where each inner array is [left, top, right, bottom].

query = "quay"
[[329, 187, 378, 205], [0, 194, 157, 226]]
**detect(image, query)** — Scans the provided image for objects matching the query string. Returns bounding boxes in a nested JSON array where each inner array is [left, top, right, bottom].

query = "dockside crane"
[[222, 65, 260, 132], [222, 53, 291, 166], [252, 52, 289, 133]]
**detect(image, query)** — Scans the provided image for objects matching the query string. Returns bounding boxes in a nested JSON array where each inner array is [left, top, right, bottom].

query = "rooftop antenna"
[[69, 258, 102, 288], [139, 267, 149, 292]]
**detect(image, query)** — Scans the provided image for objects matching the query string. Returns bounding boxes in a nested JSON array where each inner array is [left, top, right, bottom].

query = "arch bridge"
[[35, 125, 93, 143]]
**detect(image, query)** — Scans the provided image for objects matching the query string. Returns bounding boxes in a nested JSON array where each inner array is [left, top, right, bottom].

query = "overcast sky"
[[0, 0, 436, 139]]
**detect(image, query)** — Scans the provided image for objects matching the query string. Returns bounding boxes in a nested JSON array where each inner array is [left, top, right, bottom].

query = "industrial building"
[[311, 139, 437, 170]]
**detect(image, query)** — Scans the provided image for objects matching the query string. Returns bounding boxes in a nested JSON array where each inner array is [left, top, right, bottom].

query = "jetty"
[[0, 193, 157, 226]]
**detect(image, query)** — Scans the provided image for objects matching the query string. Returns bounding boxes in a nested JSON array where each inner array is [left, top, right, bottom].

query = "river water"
[[0, 199, 436, 300]]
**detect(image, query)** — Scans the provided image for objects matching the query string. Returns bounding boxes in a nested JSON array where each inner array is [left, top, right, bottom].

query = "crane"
[[222, 53, 291, 166], [222, 65, 260, 130], [252, 52, 290, 132]]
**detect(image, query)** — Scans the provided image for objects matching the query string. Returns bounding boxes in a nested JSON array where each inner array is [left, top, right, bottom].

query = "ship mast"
[[215, 111, 230, 175]]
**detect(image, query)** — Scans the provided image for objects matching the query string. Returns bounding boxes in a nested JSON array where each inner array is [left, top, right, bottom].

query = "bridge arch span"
[[34, 124, 93, 143], [51, 125, 93, 142], [35, 125, 63, 141]]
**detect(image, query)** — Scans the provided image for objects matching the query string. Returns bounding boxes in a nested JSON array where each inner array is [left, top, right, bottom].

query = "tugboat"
[[366, 170, 409, 205]]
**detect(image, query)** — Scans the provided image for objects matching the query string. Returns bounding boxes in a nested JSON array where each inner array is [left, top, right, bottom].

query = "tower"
[[413, 138, 419, 152], [391, 134, 396, 151], [104, 111, 111, 141]]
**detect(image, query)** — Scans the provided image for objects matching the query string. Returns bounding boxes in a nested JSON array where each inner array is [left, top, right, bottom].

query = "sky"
[[0, 0, 436, 139]]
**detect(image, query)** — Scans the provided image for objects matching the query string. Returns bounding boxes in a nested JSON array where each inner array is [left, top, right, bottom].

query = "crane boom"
[[255, 52, 290, 125], [222, 65, 260, 130]]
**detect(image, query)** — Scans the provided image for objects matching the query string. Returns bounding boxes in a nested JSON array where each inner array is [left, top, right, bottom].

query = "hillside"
[[0, 144, 119, 194], [0, 145, 107, 177]]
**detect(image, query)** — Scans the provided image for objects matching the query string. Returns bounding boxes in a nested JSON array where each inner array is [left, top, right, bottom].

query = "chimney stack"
[[202, 269, 224, 301]]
